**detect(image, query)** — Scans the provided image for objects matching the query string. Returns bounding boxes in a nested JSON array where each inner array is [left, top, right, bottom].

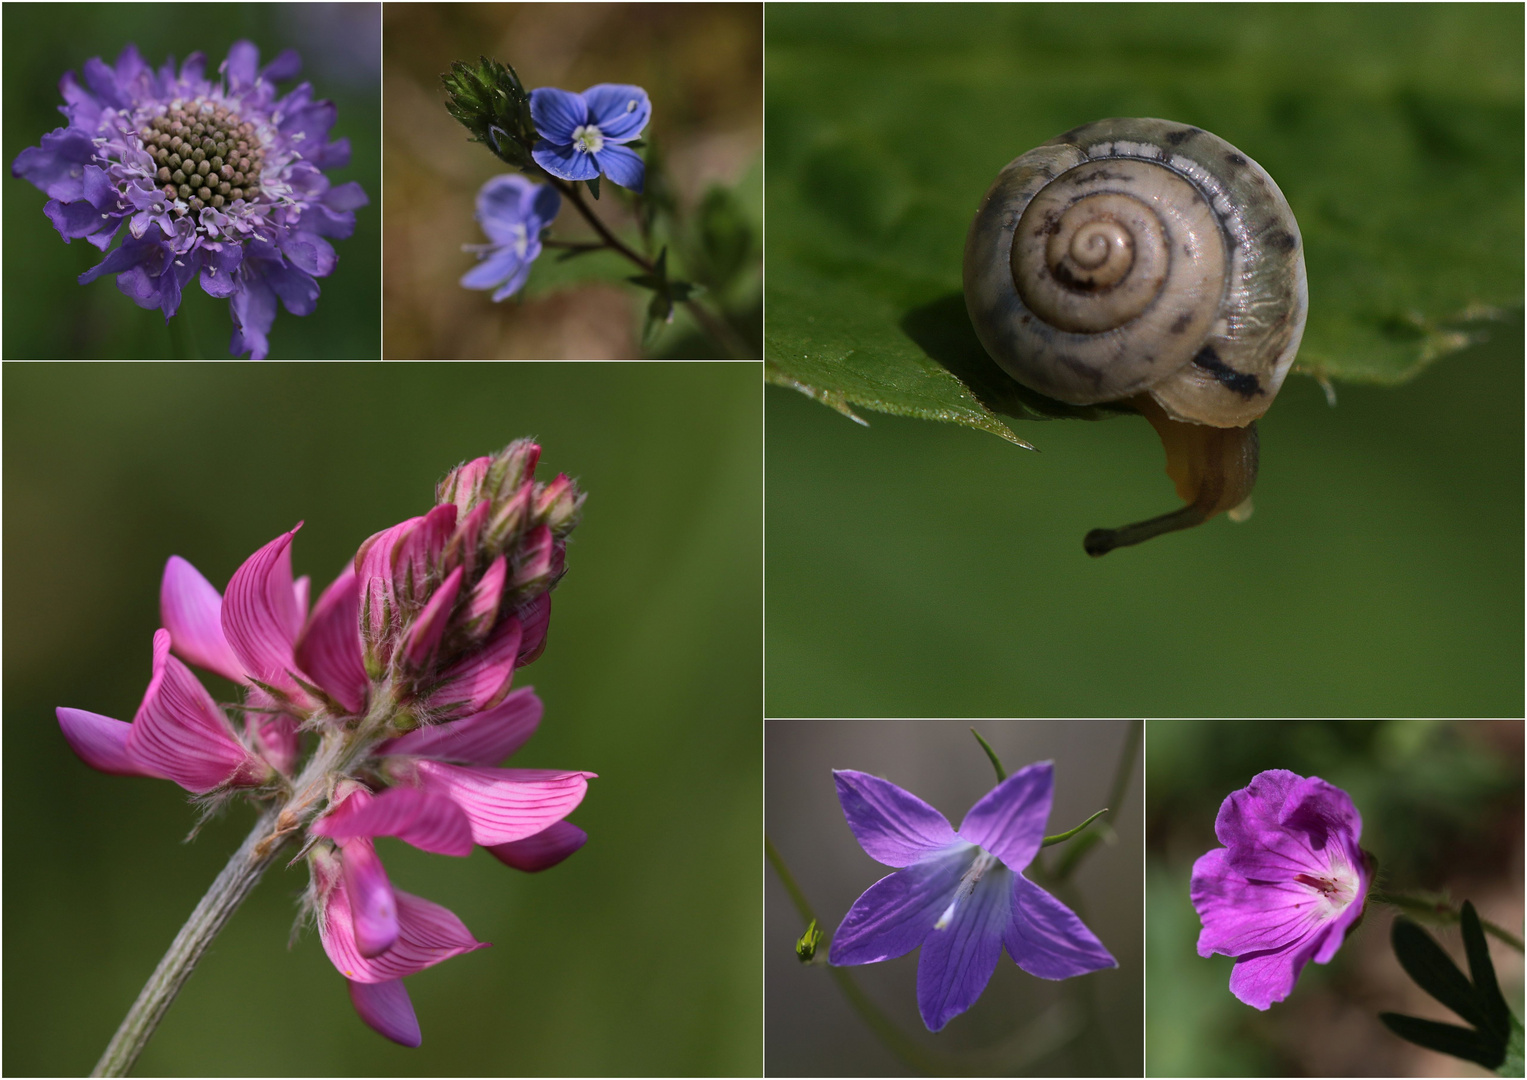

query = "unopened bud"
[[796, 919, 823, 963], [534, 473, 583, 533], [510, 525, 555, 591]]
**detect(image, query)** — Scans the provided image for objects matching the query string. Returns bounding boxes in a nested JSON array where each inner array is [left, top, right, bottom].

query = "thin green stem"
[[1370, 890, 1524, 952], [1042, 807, 1109, 848], [970, 727, 1006, 782], [1053, 719, 1141, 882]]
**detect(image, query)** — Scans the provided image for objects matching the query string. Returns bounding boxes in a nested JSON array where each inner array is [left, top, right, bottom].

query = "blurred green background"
[[3, 3, 381, 359], [1147, 720, 1524, 1076], [766, 720, 1142, 1076], [3, 363, 760, 1075]]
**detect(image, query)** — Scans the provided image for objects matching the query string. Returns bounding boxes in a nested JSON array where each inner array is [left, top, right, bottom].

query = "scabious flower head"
[[1190, 769, 1370, 1010], [11, 41, 367, 359], [529, 83, 650, 191], [460, 173, 560, 301], [830, 762, 1117, 1032], [56, 440, 592, 1045]]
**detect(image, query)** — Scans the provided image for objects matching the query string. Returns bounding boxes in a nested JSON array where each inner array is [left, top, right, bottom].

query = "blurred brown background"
[[384, 2, 761, 358]]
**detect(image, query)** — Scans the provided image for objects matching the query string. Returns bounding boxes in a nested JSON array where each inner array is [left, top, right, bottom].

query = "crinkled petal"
[[319, 879, 487, 984], [126, 629, 266, 792], [378, 686, 541, 767], [279, 232, 336, 279], [582, 84, 650, 141], [79, 237, 155, 286], [56, 707, 163, 778], [957, 761, 1052, 874], [1005, 873, 1117, 979], [590, 144, 644, 192], [833, 769, 960, 867], [12, 128, 98, 201], [293, 565, 368, 714], [265, 262, 322, 317], [222, 525, 310, 702], [829, 845, 970, 966], [316, 785, 475, 857], [341, 838, 400, 957], [485, 820, 587, 873], [528, 87, 587, 145], [917, 861, 1012, 1032], [403, 760, 594, 847], [45, 195, 114, 240], [347, 979, 421, 1047], [531, 140, 599, 183], [160, 555, 248, 683]]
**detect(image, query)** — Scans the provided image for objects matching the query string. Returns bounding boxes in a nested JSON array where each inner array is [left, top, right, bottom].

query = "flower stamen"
[[934, 847, 998, 930]]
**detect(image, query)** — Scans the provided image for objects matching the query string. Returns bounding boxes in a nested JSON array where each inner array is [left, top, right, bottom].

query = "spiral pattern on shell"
[[963, 119, 1308, 429]]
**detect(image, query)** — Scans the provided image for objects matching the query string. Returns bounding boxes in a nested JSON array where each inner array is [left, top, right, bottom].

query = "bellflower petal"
[[829, 846, 970, 966], [160, 555, 248, 683], [957, 761, 1052, 873], [917, 862, 1011, 1032], [56, 707, 163, 778], [378, 686, 541, 767], [485, 820, 587, 873], [833, 769, 960, 867], [348, 980, 421, 1048], [399, 760, 594, 846], [1005, 873, 1118, 979]]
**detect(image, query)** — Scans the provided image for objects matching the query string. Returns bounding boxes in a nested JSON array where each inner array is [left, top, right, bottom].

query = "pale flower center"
[[934, 847, 999, 931], [572, 124, 605, 154], [510, 222, 528, 259], [1294, 849, 1359, 922]]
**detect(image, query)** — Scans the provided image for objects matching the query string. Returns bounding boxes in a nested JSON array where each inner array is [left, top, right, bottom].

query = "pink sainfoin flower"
[[1190, 769, 1370, 1010], [56, 440, 592, 1046]]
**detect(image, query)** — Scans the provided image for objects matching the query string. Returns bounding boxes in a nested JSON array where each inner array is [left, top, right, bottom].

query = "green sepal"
[[441, 56, 539, 170], [795, 918, 823, 963], [1041, 808, 1109, 848], [586, 175, 600, 201], [969, 728, 1006, 782]]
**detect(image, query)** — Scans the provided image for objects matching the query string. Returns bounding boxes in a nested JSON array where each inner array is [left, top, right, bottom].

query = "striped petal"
[[159, 556, 247, 683], [377, 686, 541, 767], [398, 564, 463, 671], [222, 526, 311, 703], [319, 875, 487, 984], [293, 565, 368, 715], [56, 707, 163, 778], [243, 685, 300, 775], [347, 979, 421, 1047], [485, 819, 587, 873], [341, 838, 400, 957], [516, 593, 551, 665], [401, 759, 594, 846], [315, 785, 475, 857], [425, 615, 521, 717]]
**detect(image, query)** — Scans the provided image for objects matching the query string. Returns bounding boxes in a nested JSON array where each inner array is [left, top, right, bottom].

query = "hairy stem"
[[92, 692, 402, 1076], [1369, 890, 1524, 952]]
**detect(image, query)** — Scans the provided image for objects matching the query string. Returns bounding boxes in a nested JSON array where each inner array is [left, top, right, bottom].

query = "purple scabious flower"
[[830, 763, 1117, 1032], [1190, 769, 1370, 1010], [460, 174, 560, 301], [529, 84, 650, 192], [11, 41, 368, 359]]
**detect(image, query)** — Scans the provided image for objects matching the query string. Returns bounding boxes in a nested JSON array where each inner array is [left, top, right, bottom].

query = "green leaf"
[[764, 4, 1524, 437], [587, 176, 601, 201], [1501, 1013, 1525, 1078], [1463, 901, 1514, 1040], [1392, 916, 1493, 1031], [1380, 1013, 1506, 1070]]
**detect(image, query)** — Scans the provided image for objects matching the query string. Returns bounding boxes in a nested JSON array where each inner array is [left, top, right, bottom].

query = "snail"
[[963, 118, 1307, 556]]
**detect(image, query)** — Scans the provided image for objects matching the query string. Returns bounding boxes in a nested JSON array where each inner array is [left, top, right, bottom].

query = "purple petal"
[[485, 820, 587, 873], [160, 555, 248, 683], [279, 232, 336, 278], [590, 144, 644, 192], [44, 196, 113, 240], [222, 525, 311, 703], [12, 128, 98, 201], [341, 839, 400, 957], [229, 271, 278, 360], [79, 237, 154, 286], [260, 48, 302, 83], [1005, 873, 1117, 979], [490, 260, 535, 303], [1227, 941, 1320, 1011], [829, 846, 970, 966], [460, 246, 527, 293], [378, 686, 541, 767], [293, 565, 368, 714], [265, 262, 322, 316], [833, 769, 959, 867], [224, 40, 260, 90], [531, 140, 599, 183], [316, 785, 475, 857], [528, 87, 587, 145], [348, 979, 421, 1047], [56, 707, 162, 778], [404, 760, 594, 846], [320, 878, 487, 984], [126, 629, 266, 792], [581, 84, 650, 141], [957, 761, 1052, 873], [916, 861, 1012, 1031]]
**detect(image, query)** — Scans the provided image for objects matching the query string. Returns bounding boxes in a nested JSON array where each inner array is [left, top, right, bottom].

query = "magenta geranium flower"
[[1190, 769, 1370, 1010], [830, 763, 1117, 1032], [56, 439, 591, 1047]]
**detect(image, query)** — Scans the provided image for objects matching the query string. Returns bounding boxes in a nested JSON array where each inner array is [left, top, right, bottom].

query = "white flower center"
[[1294, 849, 1359, 922], [572, 124, 604, 154], [510, 223, 528, 259], [934, 847, 999, 931]]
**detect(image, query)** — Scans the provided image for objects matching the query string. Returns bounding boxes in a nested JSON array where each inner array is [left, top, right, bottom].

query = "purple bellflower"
[[830, 763, 1117, 1032], [460, 173, 560, 301], [529, 84, 650, 192], [11, 41, 367, 359], [1190, 769, 1370, 1010]]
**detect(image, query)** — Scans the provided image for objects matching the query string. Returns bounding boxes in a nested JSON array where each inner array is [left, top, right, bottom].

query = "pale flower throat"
[[934, 848, 1000, 931], [1293, 848, 1359, 922]]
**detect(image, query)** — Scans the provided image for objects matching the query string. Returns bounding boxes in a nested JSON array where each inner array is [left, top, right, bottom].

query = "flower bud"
[[437, 456, 493, 513], [510, 525, 556, 592], [534, 473, 583, 534]]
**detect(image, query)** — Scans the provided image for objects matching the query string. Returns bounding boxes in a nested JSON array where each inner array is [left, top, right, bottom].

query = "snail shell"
[[963, 118, 1308, 430]]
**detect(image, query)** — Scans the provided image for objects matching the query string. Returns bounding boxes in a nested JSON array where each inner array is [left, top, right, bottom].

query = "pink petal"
[[438, 455, 493, 512], [56, 707, 163, 778], [398, 564, 463, 671], [444, 501, 492, 581], [159, 556, 247, 683], [222, 526, 311, 704], [486, 482, 533, 547], [516, 593, 551, 665], [347, 979, 421, 1047], [510, 525, 554, 588], [356, 517, 421, 660], [315, 785, 475, 857], [425, 616, 521, 717], [293, 574, 311, 622], [378, 686, 541, 767], [486, 820, 587, 873], [293, 565, 368, 714], [341, 838, 400, 957], [402, 759, 594, 846], [461, 554, 506, 639], [393, 504, 457, 604], [319, 876, 487, 984], [243, 686, 300, 775], [127, 629, 268, 792]]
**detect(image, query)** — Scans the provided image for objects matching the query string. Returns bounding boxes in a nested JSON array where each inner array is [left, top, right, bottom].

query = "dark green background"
[[3, 363, 761, 1075], [3, 4, 381, 359]]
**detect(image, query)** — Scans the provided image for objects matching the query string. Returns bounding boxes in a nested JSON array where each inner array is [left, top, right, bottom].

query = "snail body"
[[963, 118, 1307, 555]]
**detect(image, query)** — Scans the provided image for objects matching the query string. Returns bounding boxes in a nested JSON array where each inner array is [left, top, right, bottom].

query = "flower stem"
[[548, 177, 754, 359], [1052, 719, 1141, 882], [1369, 890, 1525, 951]]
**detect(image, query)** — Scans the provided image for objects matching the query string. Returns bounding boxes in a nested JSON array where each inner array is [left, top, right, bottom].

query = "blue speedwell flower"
[[831, 763, 1117, 1032], [460, 174, 560, 301], [528, 84, 650, 192], [11, 41, 367, 359]]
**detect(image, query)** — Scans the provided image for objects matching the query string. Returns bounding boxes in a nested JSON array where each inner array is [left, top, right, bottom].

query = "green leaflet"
[[764, 3, 1524, 440]]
